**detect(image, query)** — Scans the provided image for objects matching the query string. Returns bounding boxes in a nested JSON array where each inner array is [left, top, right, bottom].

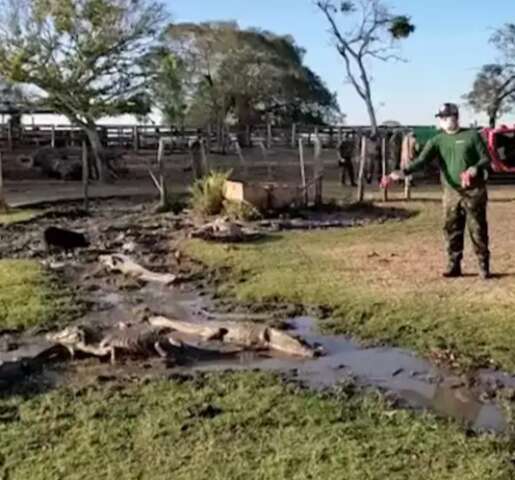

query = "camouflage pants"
[[443, 186, 489, 264]]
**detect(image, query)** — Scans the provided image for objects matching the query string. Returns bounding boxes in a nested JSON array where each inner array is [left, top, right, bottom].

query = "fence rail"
[[0, 122, 413, 153]]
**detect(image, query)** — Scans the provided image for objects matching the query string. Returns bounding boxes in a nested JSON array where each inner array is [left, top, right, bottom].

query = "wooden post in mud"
[[356, 135, 367, 202], [381, 136, 388, 202], [157, 138, 169, 210], [298, 138, 307, 206], [81, 141, 89, 212], [313, 135, 323, 206], [291, 123, 297, 149]]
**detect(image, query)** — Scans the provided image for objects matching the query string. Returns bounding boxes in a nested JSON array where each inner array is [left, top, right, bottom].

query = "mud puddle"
[[194, 316, 507, 432], [3, 282, 511, 433]]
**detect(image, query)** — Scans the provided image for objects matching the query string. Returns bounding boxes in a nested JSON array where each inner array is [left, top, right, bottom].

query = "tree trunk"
[[365, 98, 378, 136], [489, 114, 497, 129], [84, 125, 107, 182]]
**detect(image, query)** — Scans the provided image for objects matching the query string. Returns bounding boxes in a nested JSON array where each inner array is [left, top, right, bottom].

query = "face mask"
[[439, 117, 459, 133]]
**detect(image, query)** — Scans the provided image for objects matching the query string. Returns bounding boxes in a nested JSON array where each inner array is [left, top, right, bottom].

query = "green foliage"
[[165, 22, 340, 127], [0, 259, 76, 330], [223, 199, 262, 222], [464, 64, 515, 127], [0, 373, 512, 479], [189, 170, 231, 216], [389, 16, 416, 39], [0, 0, 167, 128]]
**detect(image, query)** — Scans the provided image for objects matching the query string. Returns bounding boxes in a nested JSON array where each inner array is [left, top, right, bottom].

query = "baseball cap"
[[435, 103, 459, 118]]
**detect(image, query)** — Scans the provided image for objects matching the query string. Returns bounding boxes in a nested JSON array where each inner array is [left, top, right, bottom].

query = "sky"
[[166, 0, 515, 127]]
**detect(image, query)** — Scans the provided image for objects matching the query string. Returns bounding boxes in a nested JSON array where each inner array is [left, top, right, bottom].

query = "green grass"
[[0, 209, 40, 225], [0, 259, 76, 330], [185, 197, 515, 371], [0, 372, 513, 480]]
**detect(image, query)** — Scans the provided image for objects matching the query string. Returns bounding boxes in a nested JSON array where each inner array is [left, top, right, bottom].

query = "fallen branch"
[[100, 254, 177, 285]]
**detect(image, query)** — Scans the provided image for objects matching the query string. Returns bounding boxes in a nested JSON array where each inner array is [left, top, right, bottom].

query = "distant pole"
[[298, 138, 307, 206], [82, 141, 89, 212], [356, 135, 366, 202], [51, 125, 56, 148], [266, 119, 272, 149], [313, 135, 323, 206], [381, 136, 388, 202]]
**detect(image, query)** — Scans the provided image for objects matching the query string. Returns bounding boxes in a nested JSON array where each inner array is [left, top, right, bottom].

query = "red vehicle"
[[482, 125, 515, 173]]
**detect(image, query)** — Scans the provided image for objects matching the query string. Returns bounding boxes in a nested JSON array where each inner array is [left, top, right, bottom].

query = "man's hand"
[[380, 170, 405, 189], [460, 167, 478, 188]]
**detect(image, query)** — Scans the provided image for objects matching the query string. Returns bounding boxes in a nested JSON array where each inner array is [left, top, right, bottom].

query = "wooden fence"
[[0, 122, 406, 153]]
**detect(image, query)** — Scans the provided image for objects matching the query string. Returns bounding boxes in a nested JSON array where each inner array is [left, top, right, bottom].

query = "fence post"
[[291, 123, 297, 149], [133, 126, 139, 152], [381, 136, 388, 202], [313, 135, 323, 206], [404, 177, 412, 201], [157, 137, 169, 209], [356, 135, 367, 202], [7, 122, 12, 152], [51, 125, 56, 148], [200, 139, 209, 174], [0, 152, 7, 211], [82, 141, 89, 212], [298, 138, 307, 206], [233, 139, 248, 178], [266, 119, 272, 150]]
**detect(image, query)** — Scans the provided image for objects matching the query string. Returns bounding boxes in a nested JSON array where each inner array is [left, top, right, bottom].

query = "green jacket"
[[403, 129, 491, 190]]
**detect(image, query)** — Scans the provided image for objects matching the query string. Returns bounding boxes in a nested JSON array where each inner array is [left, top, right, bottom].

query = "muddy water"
[[0, 282, 511, 433]]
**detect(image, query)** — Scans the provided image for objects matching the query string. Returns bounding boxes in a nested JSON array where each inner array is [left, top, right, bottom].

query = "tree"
[[0, 0, 167, 181], [164, 22, 339, 145], [315, 0, 415, 135], [464, 64, 515, 128]]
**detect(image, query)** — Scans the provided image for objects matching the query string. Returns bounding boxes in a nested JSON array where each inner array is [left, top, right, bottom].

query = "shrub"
[[189, 170, 231, 216]]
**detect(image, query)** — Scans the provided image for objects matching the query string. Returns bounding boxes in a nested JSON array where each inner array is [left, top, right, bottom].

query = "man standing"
[[337, 133, 357, 187], [386, 103, 492, 279]]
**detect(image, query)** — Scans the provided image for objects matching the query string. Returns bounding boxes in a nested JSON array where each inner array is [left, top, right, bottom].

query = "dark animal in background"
[[43, 227, 90, 253]]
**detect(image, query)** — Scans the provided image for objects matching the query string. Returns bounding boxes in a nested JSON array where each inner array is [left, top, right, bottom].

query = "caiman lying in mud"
[[46, 316, 321, 364], [149, 316, 322, 358], [46, 323, 182, 364]]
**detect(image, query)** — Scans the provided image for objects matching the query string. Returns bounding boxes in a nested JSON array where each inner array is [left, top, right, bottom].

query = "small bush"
[[189, 170, 231, 216], [223, 199, 262, 222]]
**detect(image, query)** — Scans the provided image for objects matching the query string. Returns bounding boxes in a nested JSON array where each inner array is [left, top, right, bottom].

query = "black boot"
[[479, 258, 491, 280], [443, 261, 462, 278]]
